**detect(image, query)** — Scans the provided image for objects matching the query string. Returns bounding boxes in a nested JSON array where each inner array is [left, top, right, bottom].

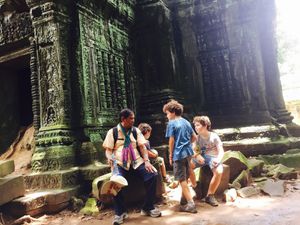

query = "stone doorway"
[[0, 55, 32, 154]]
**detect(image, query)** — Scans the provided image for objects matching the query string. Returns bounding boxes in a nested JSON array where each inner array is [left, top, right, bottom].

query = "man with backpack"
[[103, 108, 162, 225]]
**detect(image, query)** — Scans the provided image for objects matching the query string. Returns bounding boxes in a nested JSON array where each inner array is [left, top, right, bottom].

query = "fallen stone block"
[[264, 164, 298, 180], [222, 151, 248, 182], [0, 175, 25, 206], [195, 164, 230, 199], [232, 170, 252, 188], [261, 179, 285, 197], [248, 158, 265, 177], [4, 187, 79, 216], [0, 160, 15, 177], [237, 186, 260, 198]]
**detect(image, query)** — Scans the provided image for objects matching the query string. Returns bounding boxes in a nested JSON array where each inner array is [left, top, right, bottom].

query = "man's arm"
[[105, 148, 113, 167], [139, 144, 155, 173], [169, 136, 175, 166]]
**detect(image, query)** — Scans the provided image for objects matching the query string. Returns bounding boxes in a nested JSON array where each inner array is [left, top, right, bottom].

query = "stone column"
[[134, 0, 184, 146], [258, 0, 293, 123], [26, 0, 76, 172]]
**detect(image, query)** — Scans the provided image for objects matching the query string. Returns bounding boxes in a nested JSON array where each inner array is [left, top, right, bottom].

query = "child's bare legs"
[[189, 161, 197, 188], [160, 160, 167, 178], [207, 164, 223, 196], [180, 180, 193, 202]]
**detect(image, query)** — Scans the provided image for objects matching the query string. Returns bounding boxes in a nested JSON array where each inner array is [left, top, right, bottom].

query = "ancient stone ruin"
[[0, 0, 299, 216]]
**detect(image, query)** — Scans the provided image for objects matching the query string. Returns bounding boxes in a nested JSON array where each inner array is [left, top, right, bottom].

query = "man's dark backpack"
[[112, 126, 142, 156]]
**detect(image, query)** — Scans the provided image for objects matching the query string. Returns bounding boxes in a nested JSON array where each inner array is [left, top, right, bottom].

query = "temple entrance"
[[0, 55, 32, 154]]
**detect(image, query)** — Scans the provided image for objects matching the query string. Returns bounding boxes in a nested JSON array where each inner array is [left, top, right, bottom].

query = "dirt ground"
[[3, 179, 300, 225]]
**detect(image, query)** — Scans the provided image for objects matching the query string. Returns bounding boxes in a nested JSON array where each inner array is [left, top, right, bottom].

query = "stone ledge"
[[24, 168, 79, 191], [223, 137, 292, 156], [214, 125, 279, 141], [4, 186, 79, 216], [0, 160, 15, 177], [0, 175, 25, 206], [79, 162, 111, 181]]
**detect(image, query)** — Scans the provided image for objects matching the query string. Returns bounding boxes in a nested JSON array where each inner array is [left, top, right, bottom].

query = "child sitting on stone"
[[138, 123, 171, 184], [190, 116, 224, 207]]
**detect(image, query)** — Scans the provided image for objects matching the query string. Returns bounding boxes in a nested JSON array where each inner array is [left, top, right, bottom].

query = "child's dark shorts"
[[173, 156, 192, 182]]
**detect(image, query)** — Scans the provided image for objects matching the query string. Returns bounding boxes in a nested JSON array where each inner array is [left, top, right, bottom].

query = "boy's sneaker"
[[112, 212, 129, 225], [141, 208, 162, 218], [180, 196, 187, 205], [205, 194, 219, 207], [179, 203, 197, 213]]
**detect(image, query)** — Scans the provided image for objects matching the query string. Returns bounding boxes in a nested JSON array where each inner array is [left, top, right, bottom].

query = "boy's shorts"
[[173, 156, 192, 182], [192, 154, 222, 170]]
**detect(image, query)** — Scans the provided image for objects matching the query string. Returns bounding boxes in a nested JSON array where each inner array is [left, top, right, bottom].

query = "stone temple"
[[0, 0, 299, 215]]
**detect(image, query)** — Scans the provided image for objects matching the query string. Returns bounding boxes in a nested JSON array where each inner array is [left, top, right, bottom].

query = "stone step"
[[223, 137, 293, 157], [214, 125, 280, 142], [0, 175, 25, 206], [4, 186, 79, 216], [24, 168, 79, 192], [0, 160, 15, 177], [79, 162, 111, 181]]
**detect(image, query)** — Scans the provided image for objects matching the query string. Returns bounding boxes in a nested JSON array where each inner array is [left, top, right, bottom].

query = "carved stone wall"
[[26, 0, 77, 172], [75, 1, 135, 143], [164, 0, 292, 127]]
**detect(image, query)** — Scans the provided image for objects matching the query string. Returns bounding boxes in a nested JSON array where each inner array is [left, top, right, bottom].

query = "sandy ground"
[[4, 179, 300, 225]]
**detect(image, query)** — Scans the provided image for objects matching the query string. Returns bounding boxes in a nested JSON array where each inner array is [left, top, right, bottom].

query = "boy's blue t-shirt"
[[165, 117, 194, 161]]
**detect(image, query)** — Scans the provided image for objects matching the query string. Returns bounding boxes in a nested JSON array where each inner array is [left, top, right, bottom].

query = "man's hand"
[[107, 157, 113, 167], [144, 161, 156, 173]]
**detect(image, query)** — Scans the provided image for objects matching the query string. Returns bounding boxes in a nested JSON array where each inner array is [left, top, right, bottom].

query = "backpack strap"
[[113, 126, 118, 146], [112, 126, 143, 157], [132, 127, 142, 157]]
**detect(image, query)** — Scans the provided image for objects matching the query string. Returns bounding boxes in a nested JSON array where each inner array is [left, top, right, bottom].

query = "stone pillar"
[[26, 0, 76, 172], [258, 0, 293, 123], [135, 0, 184, 145]]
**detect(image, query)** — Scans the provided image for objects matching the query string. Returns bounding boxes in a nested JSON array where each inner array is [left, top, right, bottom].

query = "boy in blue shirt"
[[163, 99, 197, 213]]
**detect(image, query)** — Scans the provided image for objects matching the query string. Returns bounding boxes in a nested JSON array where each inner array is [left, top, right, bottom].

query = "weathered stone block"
[[237, 186, 260, 198], [248, 158, 265, 177], [232, 170, 252, 188], [5, 187, 79, 216], [0, 160, 15, 177], [261, 179, 285, 197], [264, 164, 298, 180], [222, 151, 248, 182], [223, 137, 290, 157], [0, 175, 25, 206], [195, 164, 229, 199], [24, 168, 79, 191]]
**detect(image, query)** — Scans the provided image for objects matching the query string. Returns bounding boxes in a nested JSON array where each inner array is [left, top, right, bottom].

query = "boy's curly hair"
[[193, 116, 212, 131], [162, 99, 183, 116], [138, 123, 152, 135]]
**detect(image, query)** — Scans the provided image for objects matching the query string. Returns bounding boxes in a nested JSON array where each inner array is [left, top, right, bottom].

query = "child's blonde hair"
[[138, 123, 152, 135], [193, 116, 212, 131]]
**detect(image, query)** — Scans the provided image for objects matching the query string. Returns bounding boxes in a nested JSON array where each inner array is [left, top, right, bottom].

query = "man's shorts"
[[191, 154, 222, 170], [173, 156, 192, 182]]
